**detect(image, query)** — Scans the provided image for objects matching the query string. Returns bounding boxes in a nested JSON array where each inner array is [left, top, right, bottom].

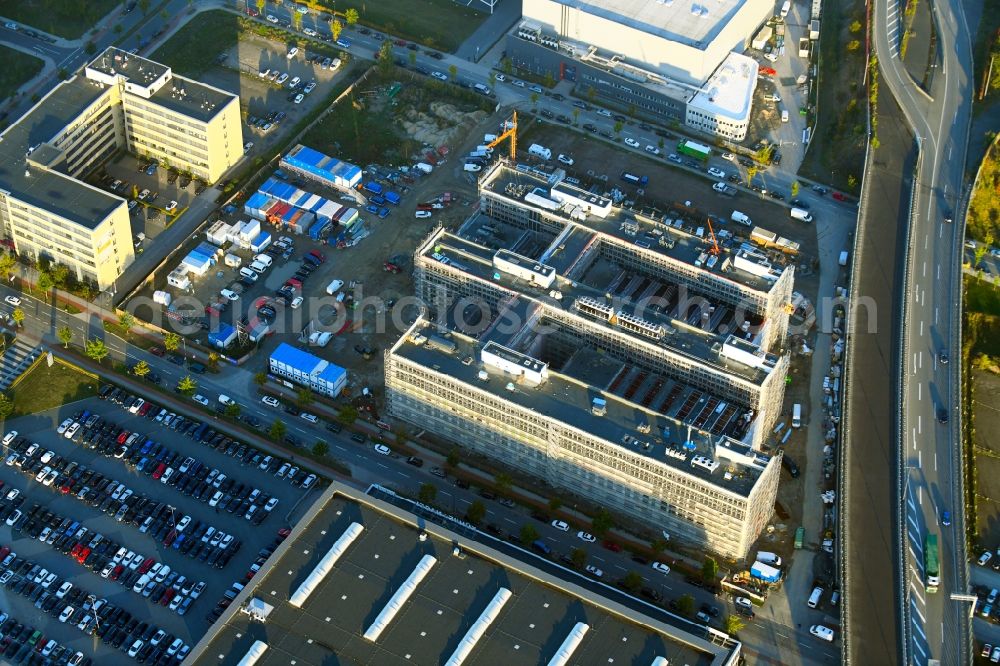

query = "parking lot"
[[0, 391, 322, 662]]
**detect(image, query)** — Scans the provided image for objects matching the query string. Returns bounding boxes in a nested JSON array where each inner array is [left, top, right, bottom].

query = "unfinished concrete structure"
[[386, 162, 795, 558]]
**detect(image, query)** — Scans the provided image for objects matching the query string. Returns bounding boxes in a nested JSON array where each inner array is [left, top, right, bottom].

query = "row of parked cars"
[[0, 452, 207, 614], [75, 403, 283, 527], [0, 607, 90, 665], [0, 534, 190, 662], [205, 527, 291, 625]]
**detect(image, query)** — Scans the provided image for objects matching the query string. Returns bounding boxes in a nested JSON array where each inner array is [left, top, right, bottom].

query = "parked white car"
[[623, 137, 640, 148]]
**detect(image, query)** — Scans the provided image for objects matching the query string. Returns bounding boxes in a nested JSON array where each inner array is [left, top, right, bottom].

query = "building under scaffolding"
[[385, 162, 794, 559]]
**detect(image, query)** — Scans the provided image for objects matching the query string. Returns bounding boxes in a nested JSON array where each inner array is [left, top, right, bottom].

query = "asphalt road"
[[868, 0, 976, 661]]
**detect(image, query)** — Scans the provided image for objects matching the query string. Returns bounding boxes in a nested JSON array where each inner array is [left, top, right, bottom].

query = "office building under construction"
[[385, 162, 795, 558]]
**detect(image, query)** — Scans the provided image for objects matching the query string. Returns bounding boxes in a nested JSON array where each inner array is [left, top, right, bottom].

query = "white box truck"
[[790, 207, 814, 222], [528, 143, 551, 160], [415, 162, 433, 174]]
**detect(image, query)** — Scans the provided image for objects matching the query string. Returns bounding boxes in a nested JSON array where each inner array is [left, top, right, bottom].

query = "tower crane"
[[485, 111, 518, 161]]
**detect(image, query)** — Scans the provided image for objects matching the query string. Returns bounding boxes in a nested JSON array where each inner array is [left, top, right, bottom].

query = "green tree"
[[224, 403, 241, 418], [291, 11, 303, 30], [419, 483, 437, 504], [846, 40, 861, 52], [495, 472, 513, 495], [377, 40, 393, 73], [501, 57, 513, 75], [530, 92, 539, 108], [113, 23, 123, 35], [520, 523, 539, 545], [466, 500, 486, 524], [448, 64, 458, 80], [206, 351, 220, 371], [591, 508, 614, 536], [256, 0, 266, 13], [613, 121, 623, 136], [571, 547, 587, 568], [176, 374, 197, 396], [791, 181, 800, 197], [446, 447, 460, 468], [331, 19, 343, 42], [548, 497, 562, 511], [975, 243, 989, 267], [84, 41, 97, 54], [847, 174, 858, 189], [254, 371, 268, 387], [163, 332, 181, 352], [0, 253, 16, 281], [57, 325, 73, 349], [37, 271, 54, 296], [312, 441, 329, 457], [344, 8, 359, 25], [587, 86, 596, 102], [85, 337, 109, 364], [132, 360, 150, 378], [159, 8, 168, 20], [622, 570, 643, 592], [408, 50, 417, 67], [0, 392, 13, 419], [50, 264, 68, 287], [702, 556, 719, 584], [337, 405, 358, 424], [724, 614, 745, 635], [572, 108, 580, 125], [58, 68, 69, 80], [850, 19, 863, 32], [676, 594, 695, 616], [296, 387, 314, 406], [139, 0, 150, 13], [651, 538, 668, 554], [269, 419, 287, 441], [10, 308, 23, 329], [117, 310, 135, 337], [544, 71, 555, 88]]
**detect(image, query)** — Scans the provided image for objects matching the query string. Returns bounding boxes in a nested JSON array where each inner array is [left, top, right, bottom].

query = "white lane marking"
[[918, 383, 922, 401], [912, 585, 927, 611], [923, 261, 927, 277], [914, 353, 918, 374], [920, 320, 924, 337], [919, 351, 923, 369], [913, 639, 927, 658], [934, 452, 937, 471], [919, 485, 923, 505], [913, 429, 918, 449], [921, 289, 925, 307], [939, 224, 944, 238], [935, 307, 939, 324], [909, 513, 919, 530], [937, 264, 941, 279], [918, 450, 922, 467]]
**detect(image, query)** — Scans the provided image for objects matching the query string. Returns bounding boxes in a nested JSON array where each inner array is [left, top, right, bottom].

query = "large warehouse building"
[[0, 47, 242, 289], [385, 162, 795, 559], [188, 483, 742, 665], [507, 0, 770, 140]]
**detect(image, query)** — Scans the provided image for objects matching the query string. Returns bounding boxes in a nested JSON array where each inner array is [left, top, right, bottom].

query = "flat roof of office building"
[[147, 74, 236, 123], [188, 484, 734, 666], [688, 52, 759, 121], [541, 0, 742, 50], [392, 319, 768, 497], [481, 163, 783, 293], [428, 225, 773, 385], [0, 76, 124, 229]]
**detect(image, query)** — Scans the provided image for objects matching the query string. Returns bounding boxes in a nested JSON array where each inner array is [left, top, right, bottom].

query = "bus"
[[924, 534, 939, 592]]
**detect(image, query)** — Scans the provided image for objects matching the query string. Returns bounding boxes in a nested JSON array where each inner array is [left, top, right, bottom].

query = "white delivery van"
[[792, 403, 802, 428], [790, 207, 814, 222], [757, 551, 782, 566], [249, 260, 268, 274], [839, 250, 850, 266], [415, 162, 433, 174], [224, 253, 242, 268], [483, 133, 498, 143], [325, 279, 344, 295], [781, 108, 790, 123], [473, 83, 491, 95], [807, 586, 823, 608], [463, 163, 482, 172], [528, 143, 552, 160], [253, 253, 273, 268], [780, 0, 791, 17], [731, 210, 752, 226], [218, 395, 235, 406], [809, 625, 835, 642]]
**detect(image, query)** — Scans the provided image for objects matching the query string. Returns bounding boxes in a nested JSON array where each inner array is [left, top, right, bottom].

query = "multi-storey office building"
[[0, 47, 241, 289], [385, 162, 794, 558]]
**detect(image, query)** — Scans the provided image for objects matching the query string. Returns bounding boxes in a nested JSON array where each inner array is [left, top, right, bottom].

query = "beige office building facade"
[[0, 47, 242, 289]]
